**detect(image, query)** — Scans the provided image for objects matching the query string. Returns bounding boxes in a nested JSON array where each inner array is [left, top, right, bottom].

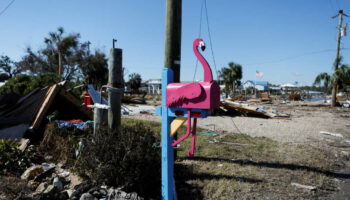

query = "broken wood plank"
[[170, 117, 187, 137], [18, 138, 30, 152], [229, 95, 242, 101], [32, 84, 61, 129], [221, 101, 270, 118], [291, 182, 317, 191]]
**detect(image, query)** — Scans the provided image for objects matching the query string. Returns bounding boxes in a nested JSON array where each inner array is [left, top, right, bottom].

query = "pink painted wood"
[[166, 38, 220, 109]]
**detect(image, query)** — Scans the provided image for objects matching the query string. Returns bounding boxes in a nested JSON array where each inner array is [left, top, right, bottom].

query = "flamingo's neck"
[[193, 43, 213, 82]]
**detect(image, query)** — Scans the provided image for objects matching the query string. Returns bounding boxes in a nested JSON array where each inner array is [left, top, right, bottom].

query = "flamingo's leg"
[[172, 109, 191, 146], [187, 118, 197, 157]]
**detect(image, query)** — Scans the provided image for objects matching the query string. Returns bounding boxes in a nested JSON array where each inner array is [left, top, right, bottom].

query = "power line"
[[0, 0, 16, 17], [204, 0, 219, 82], [245, 49, 337, 66], [328, 0, 337, 14], [335, 0, 341, 10], [193, 0, 204, 82]]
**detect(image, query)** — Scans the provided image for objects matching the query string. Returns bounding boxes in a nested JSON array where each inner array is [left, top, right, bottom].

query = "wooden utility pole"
[[164, 0, 182, 82], [164, 0, 182, 161], [108, 43, 123, 131], [332, 10, 348, 106]]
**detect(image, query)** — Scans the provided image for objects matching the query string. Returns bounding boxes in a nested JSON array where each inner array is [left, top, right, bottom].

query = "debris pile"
[[14, 163, 143, 200], [220, 99, 290, 119], [0, 82, 93, 140]]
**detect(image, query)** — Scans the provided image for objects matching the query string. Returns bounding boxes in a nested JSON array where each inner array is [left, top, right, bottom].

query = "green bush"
[[0, 73, 59, 96], [39, 123, 90, 168], [0, 139, 38, 175], [76, 123, 161, 199]]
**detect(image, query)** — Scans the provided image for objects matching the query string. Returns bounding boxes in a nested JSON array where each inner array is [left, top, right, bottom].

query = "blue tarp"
[[55, 121, 88, 130], [88, 84, 108, 105]]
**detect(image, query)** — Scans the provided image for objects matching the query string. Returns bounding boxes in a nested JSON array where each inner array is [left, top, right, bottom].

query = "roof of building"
[[280, 83, 298, 88], [244, 80, 269, 86]]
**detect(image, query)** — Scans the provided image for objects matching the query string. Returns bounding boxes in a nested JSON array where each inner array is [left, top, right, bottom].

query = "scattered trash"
[[140, 110, 151, 115], [217, 164, 223, 167], [44, 155, 53, 161], [291, 182, 317, 191], [53, 177, 63, 191], [34, 166, 55, 182], [55, 120, 88, 130], [208, 139, 217, 143], [75, 138, 89, 157], [200, 132, 219, 137], [21, 165, 44, 181], [88, 103, 111, 110], [58, 171, 70, 178], [320, 131, 344, 138], [221, 141, 249, 146]]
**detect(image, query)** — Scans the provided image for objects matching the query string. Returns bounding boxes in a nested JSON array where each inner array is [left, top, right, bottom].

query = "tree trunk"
[[225, 83, 228, 98], [232, 81, 236, 97], [331, 85, 337, 106], [58, 51, 62, 77]]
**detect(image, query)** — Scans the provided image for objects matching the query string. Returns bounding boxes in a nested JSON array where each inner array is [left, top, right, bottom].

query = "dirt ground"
[[124, 102, 350, 145], [123, 101, 350, 199]]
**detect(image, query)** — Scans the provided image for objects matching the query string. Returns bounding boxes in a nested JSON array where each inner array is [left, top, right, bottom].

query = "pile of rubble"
[[18, 162, 143, 200]]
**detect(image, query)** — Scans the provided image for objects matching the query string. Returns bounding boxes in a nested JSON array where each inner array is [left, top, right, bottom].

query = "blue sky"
[[0, 0, 349, 85]]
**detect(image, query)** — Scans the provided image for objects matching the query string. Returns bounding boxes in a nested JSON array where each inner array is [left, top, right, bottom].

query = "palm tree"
[[218, 67, 231, 98], [227, 62, 242, 96], [313, 72, 331, 93], [44, 27, 79, 77], [331, 64, 350, 92], [128, 73, 142, 93]]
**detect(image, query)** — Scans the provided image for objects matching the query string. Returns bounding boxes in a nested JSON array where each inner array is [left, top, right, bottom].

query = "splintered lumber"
[[229, 95, 242, 101], [32, 84, 61, 129], [221, 100, 290, 119], [247, 98, 262, 102], [261, 92, 272, 101], [170, 117, 187, 137], [221, 101, 270, 118]]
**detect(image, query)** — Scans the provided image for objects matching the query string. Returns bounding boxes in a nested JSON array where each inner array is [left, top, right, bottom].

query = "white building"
[[243, 80, 269, 91], [146, 79, 161, 95]]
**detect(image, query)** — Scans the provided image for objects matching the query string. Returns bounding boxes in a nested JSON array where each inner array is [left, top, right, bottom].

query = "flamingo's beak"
[[199, 41, 206, 51]]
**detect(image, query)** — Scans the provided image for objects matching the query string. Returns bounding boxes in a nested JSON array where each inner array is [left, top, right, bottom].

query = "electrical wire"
[[245, 49, 336, 66], [335, 0, 341, 11], [204, 0, 219, 82], [230, 117, 242, 134], [193, 0, 205, 82], [193, 0, 219, 82], [329, 0, 337, 14], [0, 0, 15, 17]]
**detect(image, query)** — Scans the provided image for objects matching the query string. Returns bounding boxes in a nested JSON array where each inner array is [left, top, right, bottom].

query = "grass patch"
[[0, 176, 27, 200], [122, 118, 339, 199]]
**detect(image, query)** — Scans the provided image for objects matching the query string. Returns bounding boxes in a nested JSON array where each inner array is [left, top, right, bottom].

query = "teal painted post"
[[161, 68, 177, 200]]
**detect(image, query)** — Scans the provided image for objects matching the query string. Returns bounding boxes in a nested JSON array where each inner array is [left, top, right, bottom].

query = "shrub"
[[0, 139, 38, 175], [0, 73, 59, 96], [39, 123, 91, 168], [76, 123, 161, 198]]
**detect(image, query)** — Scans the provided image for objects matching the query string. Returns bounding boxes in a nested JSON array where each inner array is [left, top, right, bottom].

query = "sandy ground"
[[123, 102, 350, 199], [123, 102, 350, 144]]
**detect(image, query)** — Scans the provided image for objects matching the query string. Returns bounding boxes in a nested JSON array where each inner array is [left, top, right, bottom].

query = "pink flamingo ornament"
[[166, 38, 220, 156]]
